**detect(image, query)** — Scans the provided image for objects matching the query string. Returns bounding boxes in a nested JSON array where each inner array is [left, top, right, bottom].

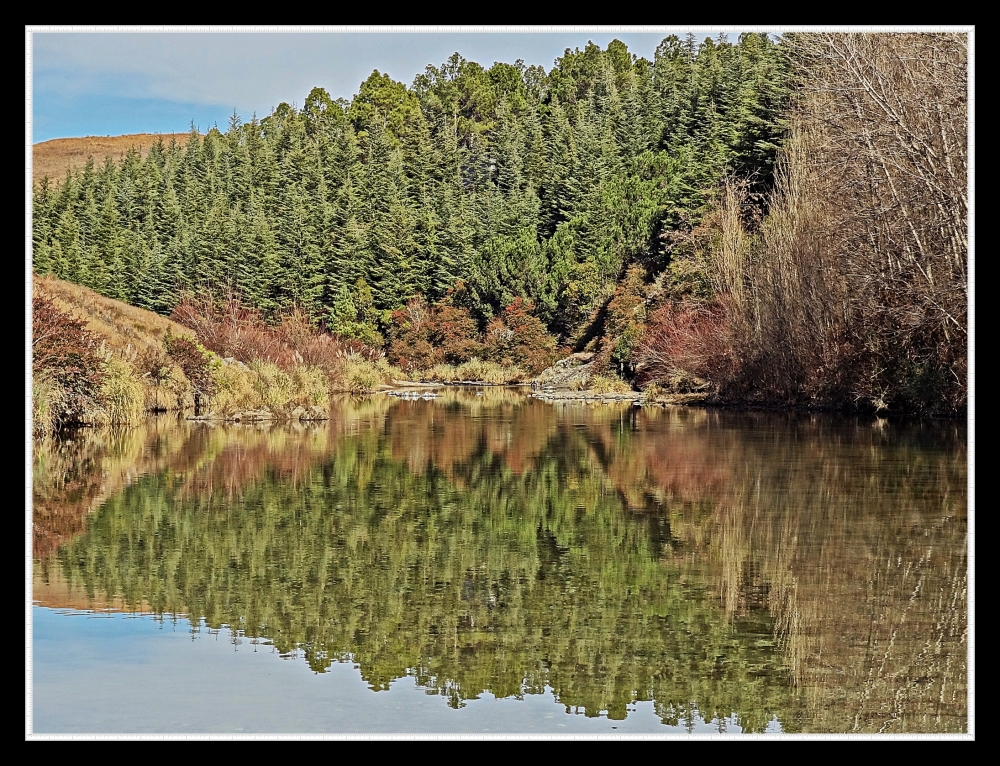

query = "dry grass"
[[32, 376, 63, 438], [33, 276, 195, 428], [35, 275, 190, 354], [32, 133, 193, 186], [338, 354, 401, 393], [98, 356, 146, 425], [586, 374, 634, 395], [417, 359, 527, 385]]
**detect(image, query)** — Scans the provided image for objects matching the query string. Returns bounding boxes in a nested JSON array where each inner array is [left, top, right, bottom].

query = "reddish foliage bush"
[[635, 300, 732, 390], [387, 296, 439, 373], [483, 297, 561, 375], [433, 302, 483, 364], [164, 333, 215, 401], [32, 293, 104, 423], [171, 292, 373, 375], [386, 294, 483, 373]]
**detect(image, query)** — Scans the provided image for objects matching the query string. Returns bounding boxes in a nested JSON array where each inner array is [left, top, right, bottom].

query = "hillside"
[[35, 274, 191, 354], [32, 133, 193, 185]]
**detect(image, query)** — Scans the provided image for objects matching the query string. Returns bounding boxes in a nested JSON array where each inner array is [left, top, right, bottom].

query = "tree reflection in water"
[[33, 389, 967, 732]]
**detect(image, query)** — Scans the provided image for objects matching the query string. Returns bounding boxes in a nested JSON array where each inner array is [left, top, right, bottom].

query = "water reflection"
[[33, 389, 967, 733]]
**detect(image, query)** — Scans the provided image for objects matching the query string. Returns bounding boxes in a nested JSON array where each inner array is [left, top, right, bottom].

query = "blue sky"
[[29, 28, 779, 143]]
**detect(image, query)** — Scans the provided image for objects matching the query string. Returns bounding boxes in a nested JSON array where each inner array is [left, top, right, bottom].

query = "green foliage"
[[596, 265, 649, 378], [327, 279, 385, 347], [32, 36, 792, 364]]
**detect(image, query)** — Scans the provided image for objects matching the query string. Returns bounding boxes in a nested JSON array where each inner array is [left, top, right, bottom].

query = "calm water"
[[30, 389, 968, 734]]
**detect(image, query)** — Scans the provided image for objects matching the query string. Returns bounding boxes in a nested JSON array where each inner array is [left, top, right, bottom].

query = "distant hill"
[[32, 133, 195, 186]]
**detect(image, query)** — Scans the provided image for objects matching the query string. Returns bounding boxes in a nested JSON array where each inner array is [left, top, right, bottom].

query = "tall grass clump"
[[211, 361, 260, 416], [32, 377, 63, 438], [98, 355, 146, 425], [417, 359, 527, 385], [339, 353, 400, 393], [289, 366, 330, 408]]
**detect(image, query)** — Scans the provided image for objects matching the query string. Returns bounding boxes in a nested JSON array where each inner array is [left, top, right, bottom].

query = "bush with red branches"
[[32, 293, 105, 425], [170, 292, 372, 376], [635, 300, 731, 392]]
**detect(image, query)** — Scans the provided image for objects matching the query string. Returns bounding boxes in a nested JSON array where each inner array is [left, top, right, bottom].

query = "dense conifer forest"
[[32, 33, 968, 416]]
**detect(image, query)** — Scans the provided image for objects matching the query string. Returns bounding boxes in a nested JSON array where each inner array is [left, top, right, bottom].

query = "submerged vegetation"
[[31, 32, 967, 424]]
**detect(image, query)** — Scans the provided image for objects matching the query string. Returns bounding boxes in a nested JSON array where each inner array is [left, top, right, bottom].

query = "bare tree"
[[700, 33, 968, 412]]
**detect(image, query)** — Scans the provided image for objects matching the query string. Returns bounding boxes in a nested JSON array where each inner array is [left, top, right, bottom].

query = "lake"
[[30, 389, 968, 734]]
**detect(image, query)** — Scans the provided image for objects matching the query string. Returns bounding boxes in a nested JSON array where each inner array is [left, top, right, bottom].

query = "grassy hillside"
[[36, 274, 191, 354], [32, 133, 193, 186], [32, 275, 197, 432], [31, 275, 403, 434]]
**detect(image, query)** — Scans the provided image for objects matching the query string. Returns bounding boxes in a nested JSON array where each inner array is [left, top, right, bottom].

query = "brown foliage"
[[483, 297, 561, 375], [32, 292, 104, 425], [164, 333, 215, 403], [171, 292, 373, 377], [387, 294, 483, 374], [638, 33, 967, 414]]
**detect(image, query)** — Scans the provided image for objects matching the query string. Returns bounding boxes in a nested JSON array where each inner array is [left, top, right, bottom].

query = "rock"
[[304, 405, 329, 421], [241, 409, 274, 422]]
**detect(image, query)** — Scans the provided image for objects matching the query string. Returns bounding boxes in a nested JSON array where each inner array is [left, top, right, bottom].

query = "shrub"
[[250, 360, 292, 412], [594, 265, 648, 380], [164, 331, 216, 413], [32, 293, 104, 428], [387, 295, 439, 373], [32, 376, 64, 437], [137, 346, 174, 411], [387, 293, 483, 373], [432, 300, 483, 364], [482, 298, 560, 375], [290, 366, 330, 409], [337, 354, 400, 393], [635, 301, 729, 392]]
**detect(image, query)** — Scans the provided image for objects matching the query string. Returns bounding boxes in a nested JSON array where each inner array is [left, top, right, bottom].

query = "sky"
[[29, 27, 787, 143]]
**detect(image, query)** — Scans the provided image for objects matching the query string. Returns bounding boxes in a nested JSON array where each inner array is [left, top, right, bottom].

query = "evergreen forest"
[[31, 33, 968, 414]]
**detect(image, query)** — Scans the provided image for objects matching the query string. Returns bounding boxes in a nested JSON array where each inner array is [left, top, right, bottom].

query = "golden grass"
[[211, 361, 261, 416], [337, 355, 401, 393], [32, 276, 394, 424], [98, 356, 146, 425], [32, 376, 63, 437], [34, 276, 190, 354], [33, 276, 195, 426], [33, 133, 194, 186], [417, 359, 527, 385]]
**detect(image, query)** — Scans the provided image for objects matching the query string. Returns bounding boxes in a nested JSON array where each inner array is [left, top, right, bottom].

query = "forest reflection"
[[33, 389, 967, 733]]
